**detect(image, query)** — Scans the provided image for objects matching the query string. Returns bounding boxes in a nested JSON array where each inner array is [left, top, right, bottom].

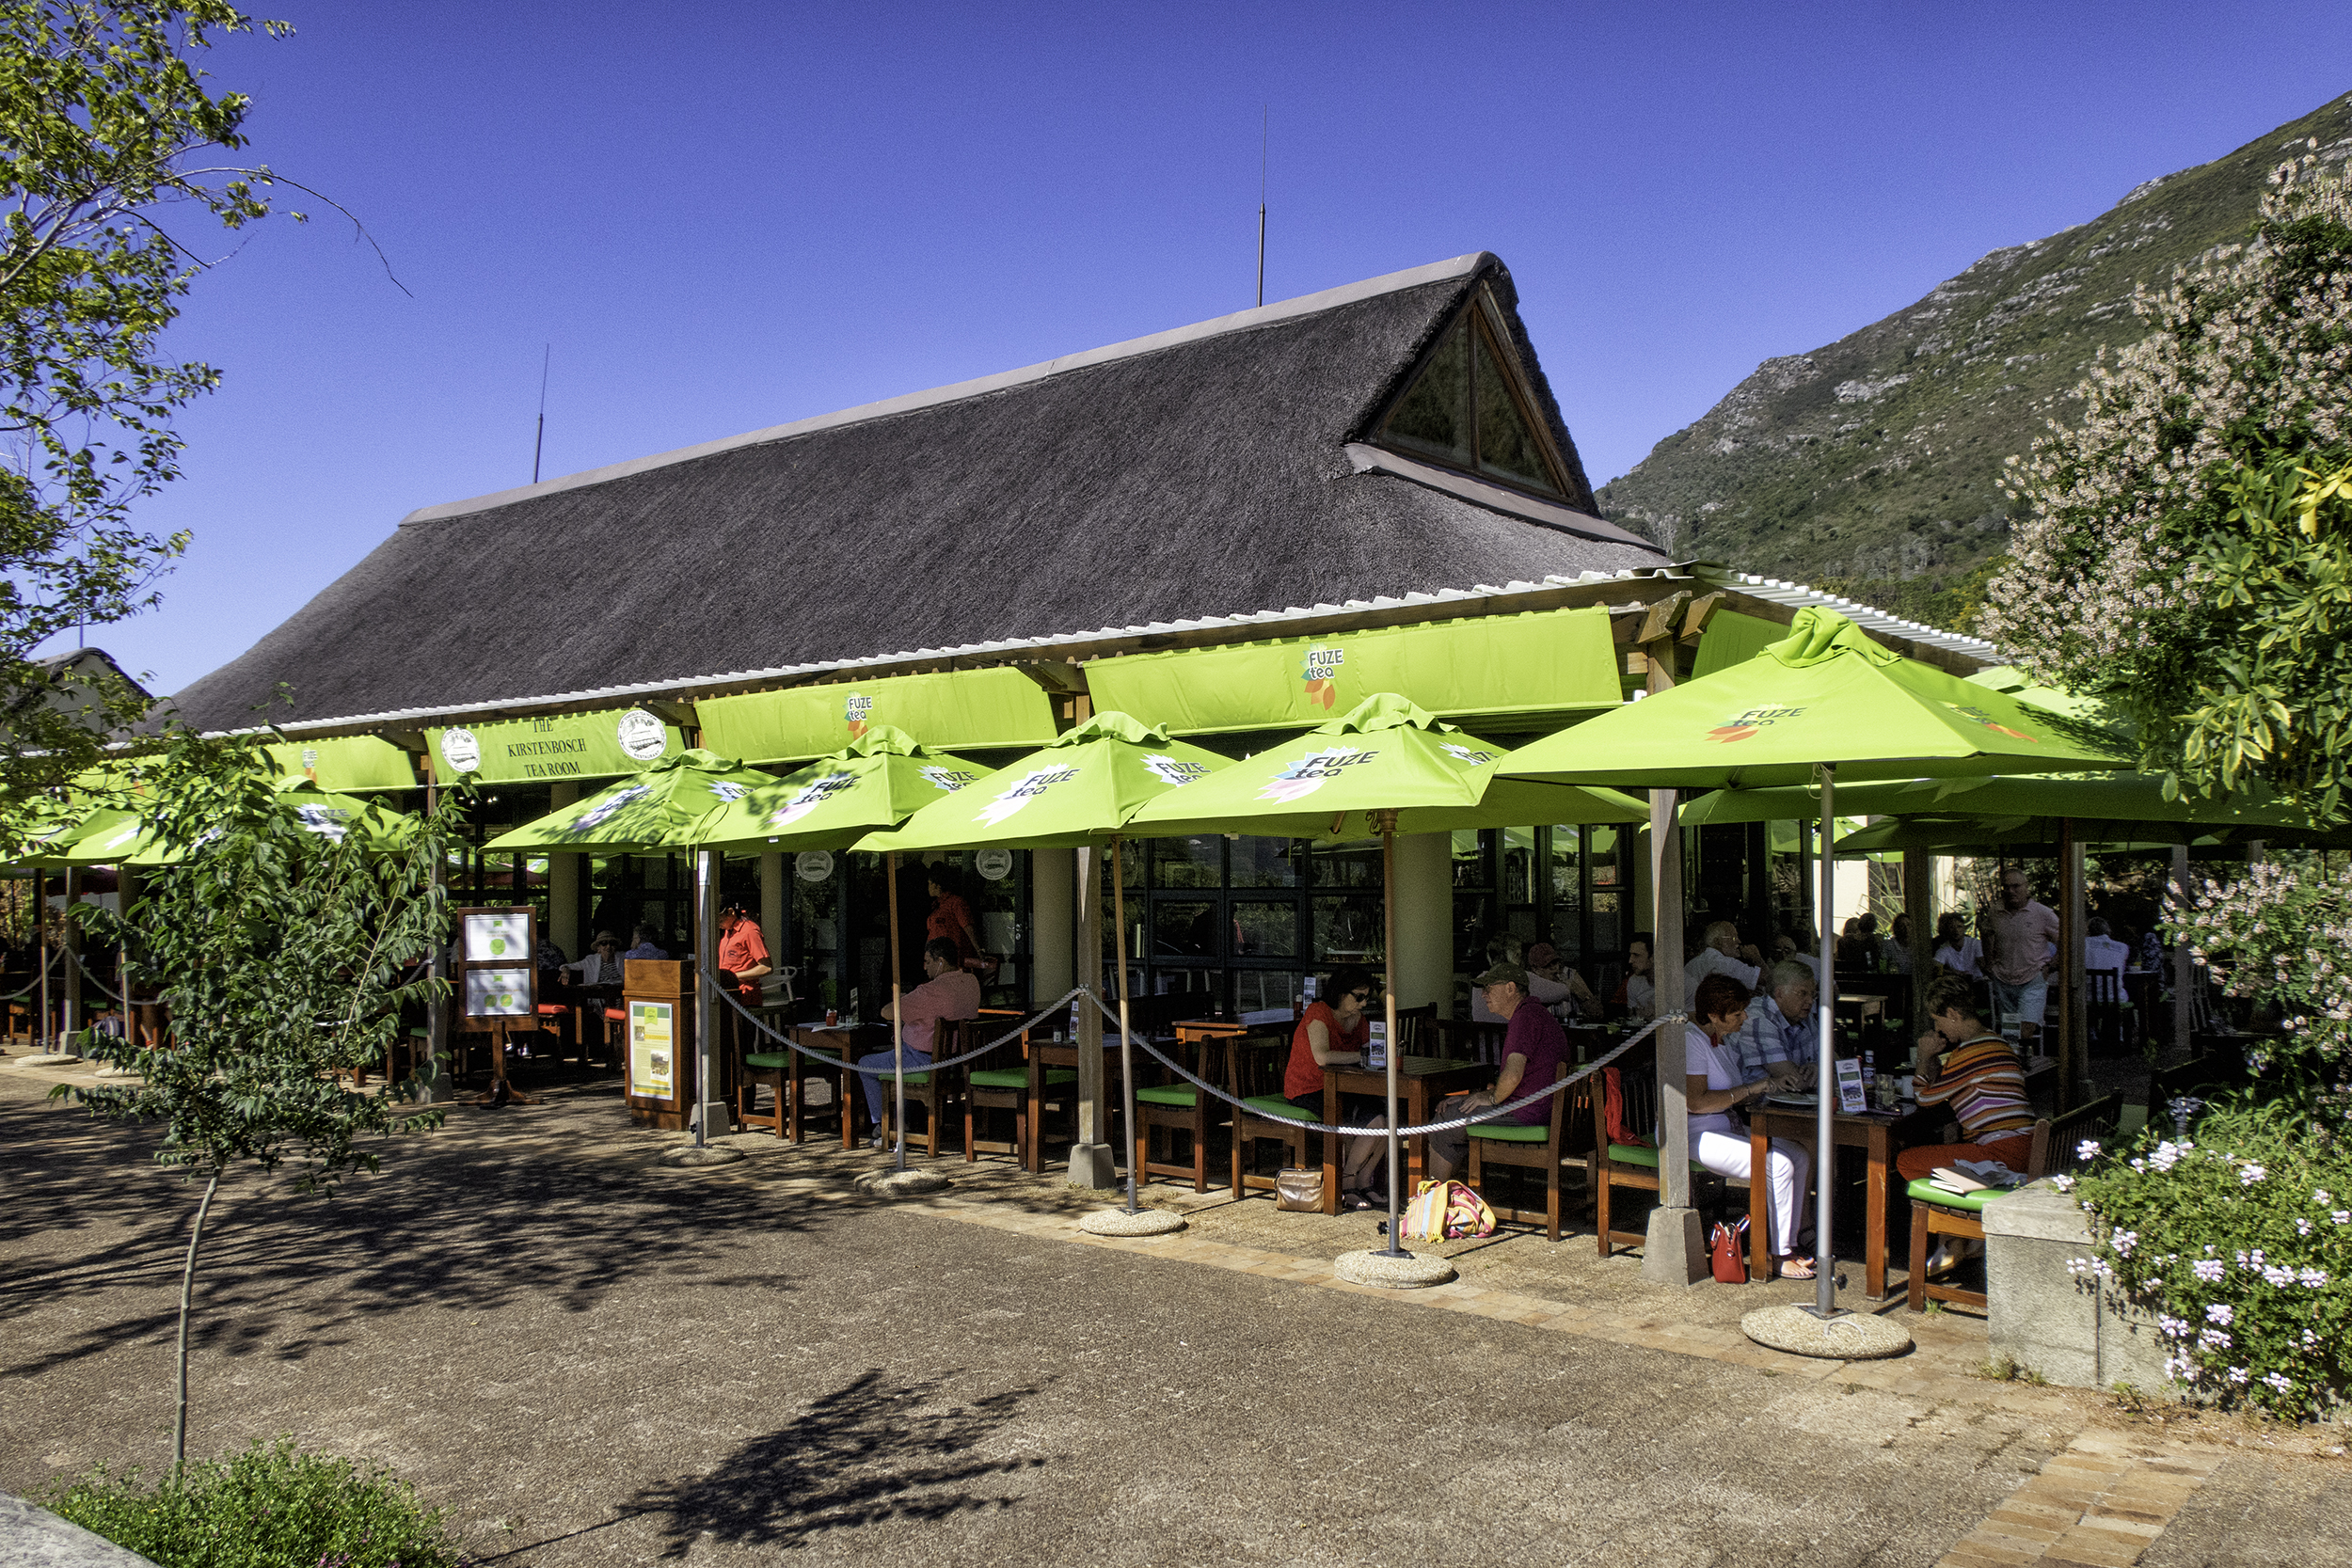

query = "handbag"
[[1402, 1179, 1498, 1242], [1709, 1214, 1751, 1284], [1274, 1168, 1325, 1212]]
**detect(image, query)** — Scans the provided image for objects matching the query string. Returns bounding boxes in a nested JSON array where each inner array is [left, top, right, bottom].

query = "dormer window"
[[1375, 293, 1568, 499]]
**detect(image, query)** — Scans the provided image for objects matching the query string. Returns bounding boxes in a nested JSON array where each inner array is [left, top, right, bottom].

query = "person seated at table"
[[564, 931, 627, 989], [1728, 959, 1819, 1089], [1286, 964, 1387, 1208], [1523, 941, 1597, 1022], [1931, 912, 1983, 980], [1772, 929, 1822, 986], [623, 925, 667, 961], [1682, 920, 1762, 1009], [1687, 972, 1815, 1280], [1882, 913, 1915, 975], [1426, 959, 1569, 1186], [2084, 916, 2132, 976], [1835, 918, 1875, 973], [860, 938, 982, 1148], [1615, 932, 1657, 1020], [1898, 976, 2037, 1273]]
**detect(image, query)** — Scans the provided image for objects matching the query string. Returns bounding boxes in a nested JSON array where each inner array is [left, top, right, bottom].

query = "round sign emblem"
[[615, 707, 669, 762], [437, 727, 481, 776], [795, 850, 834, 882], [974, 847, 1014, 883]]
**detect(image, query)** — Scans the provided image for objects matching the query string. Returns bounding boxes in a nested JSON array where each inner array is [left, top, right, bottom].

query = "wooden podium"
[[624, 958, 694, 1129]]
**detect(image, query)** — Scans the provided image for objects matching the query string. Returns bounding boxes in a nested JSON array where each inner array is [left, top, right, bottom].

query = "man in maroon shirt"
[[1424, 960, 1568, 1181]]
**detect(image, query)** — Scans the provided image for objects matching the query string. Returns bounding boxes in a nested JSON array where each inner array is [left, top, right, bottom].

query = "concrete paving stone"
[[2078, 1510, 2165, 1536], [1942, 1539, 2047, 1565], [2041, 1544, 2143, 1568]]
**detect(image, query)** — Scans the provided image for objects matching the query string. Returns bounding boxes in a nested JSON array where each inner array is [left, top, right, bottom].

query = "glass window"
[[1450, 829, 1488, 889], [1311, 840, 1382, 889], [1380, 318, 1470, 465], [1549, 825, 1585, 959], [1152, 836, 1222, 889], [1232, 899, 1299, 958], [1473, 322, 1557, 492], [1152, 900, 1221, 960], [1231, 969, 1302, 1021], [1313, 894, 1384, 964], [1231, 835, 1300, 888]]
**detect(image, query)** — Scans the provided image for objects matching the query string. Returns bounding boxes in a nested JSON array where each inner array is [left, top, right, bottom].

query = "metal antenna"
[[1256, 105, 1267, 308], [531, 344, 550, 483]]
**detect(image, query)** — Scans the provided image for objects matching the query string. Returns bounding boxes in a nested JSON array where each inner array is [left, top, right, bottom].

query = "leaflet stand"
[[456, 907, 541, 1106], [623, 958, 692, 1130]]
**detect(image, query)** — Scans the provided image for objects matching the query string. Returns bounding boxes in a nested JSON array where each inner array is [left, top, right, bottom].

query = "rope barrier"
[[1093, 994, 1684, 1138], [707, 976, 1097, 1077], [62, 945, 124, 1003], [0, 951, 63, 1002]]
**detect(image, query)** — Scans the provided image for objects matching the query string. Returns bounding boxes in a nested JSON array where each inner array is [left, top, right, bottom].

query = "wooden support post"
[[2170, 845, 2194, 1061], [1903, 848, 1934, 1047], [2059, 818, 2087, 1111]]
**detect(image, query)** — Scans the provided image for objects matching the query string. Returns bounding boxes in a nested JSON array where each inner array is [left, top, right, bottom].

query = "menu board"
[[631, 1000, 675, 1099], [464, 911, 531, 962], [454, 907, 538, 1020], [465, 968, 534, 1017]]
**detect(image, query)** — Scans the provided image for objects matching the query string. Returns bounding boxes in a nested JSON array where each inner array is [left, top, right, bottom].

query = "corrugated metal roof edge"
[[188, 563, 2004, 741]]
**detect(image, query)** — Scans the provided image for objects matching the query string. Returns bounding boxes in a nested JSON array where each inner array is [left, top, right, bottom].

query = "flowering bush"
[[1981, 150, 2352, 817], [2074, 1100, 2352, 1418], [2168, 857, 2352, 1108]]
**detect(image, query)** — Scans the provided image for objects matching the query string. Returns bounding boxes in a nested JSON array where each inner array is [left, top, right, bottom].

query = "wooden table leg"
[[1749, 1121, 1772, 1281], [1404, 1081, 1428, 1193], [1866, 1123, 1890, 1300]]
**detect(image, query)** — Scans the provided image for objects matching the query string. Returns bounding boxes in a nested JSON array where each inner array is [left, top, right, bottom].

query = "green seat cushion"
[[1135, 1085, 1198, 1108], [1907, 1178, 2001, 1213], [744, 1053, 793, 1070], [964, 1066, 1078, 1090], [1243, 1094, 1317, 1124], [1467, 1121, 1549, 1143], [1607, 1143, 1661, 1166]]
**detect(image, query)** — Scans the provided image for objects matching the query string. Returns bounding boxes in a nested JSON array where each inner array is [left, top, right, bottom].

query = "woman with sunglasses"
[[1284, 964, 1389, 1208]]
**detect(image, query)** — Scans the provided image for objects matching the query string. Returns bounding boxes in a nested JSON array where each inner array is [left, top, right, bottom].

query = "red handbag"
[[1709, 1215, 1751, 1284]]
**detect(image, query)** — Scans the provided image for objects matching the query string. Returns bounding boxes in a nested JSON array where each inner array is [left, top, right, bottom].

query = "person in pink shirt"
[[861, 938, 981, 1146]]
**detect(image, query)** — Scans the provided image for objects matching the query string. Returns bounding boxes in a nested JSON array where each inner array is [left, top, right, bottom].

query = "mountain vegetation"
[[1597, 90, 2352, 631]]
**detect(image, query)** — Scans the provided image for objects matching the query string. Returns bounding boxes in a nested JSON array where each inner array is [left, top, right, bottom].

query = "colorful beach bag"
[[1401, 1179, 1498, 1242]]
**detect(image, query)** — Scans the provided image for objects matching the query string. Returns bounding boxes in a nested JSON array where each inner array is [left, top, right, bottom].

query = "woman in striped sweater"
[[1896, 974, 2037, 1183]]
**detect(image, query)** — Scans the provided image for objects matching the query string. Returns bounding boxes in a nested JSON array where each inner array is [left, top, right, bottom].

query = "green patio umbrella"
[[691, 725, 988, 852], [858, 712, 1232, 1197], [51, 778, 418, 866], [1496, 607, 2136, 1325], [1128, 693, 1651, 1261], [1679, 771, 2309, 834]]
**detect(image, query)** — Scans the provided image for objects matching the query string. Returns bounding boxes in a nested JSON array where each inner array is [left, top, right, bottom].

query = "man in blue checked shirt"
[[1728, 960, 1820, 1089]]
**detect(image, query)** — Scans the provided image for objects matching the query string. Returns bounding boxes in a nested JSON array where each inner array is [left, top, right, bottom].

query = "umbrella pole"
[[36, 869, 48, 1053], [1113, 837, 1139, 1214], [888, 851, 905, 1172], [1379, 815, 1406, 1258], [695, 847, 716, 1148], [1813, 763, 1838, 1318]]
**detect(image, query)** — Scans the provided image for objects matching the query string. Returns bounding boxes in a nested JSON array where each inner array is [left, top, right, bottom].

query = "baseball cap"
[[1471, 960, 1528, 990]]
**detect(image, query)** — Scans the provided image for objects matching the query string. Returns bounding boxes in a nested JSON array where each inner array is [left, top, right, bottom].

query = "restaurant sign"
[[697, 668, 1058, 765], [426, 706, 684, 784], [1086, 605, 1620, 736]]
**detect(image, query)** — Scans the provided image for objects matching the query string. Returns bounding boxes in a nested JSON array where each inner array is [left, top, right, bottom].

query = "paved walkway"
[[4, 1058, 2344, 1565]]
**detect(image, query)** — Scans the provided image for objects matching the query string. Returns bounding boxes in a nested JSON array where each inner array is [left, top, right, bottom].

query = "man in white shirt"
[[2084, 916, 2132, 976], [1683, 920, 1763, 1010]]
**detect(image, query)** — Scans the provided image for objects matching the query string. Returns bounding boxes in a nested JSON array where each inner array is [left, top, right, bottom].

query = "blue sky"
[[80, 1, 2352, 693]]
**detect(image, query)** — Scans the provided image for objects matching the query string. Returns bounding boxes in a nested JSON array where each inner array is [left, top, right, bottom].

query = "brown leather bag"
[[1274, 1168, 1324, 1211]]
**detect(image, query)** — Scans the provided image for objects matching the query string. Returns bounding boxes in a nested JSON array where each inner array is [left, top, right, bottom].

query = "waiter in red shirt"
[[715, 899, 773, 1002]]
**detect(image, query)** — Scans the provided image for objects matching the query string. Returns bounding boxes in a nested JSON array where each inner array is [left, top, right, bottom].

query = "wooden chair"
[[879, 1018, 966, 1158], [965, 1010, 1065, 1169], [2087, 968, 2128, 1055], [1590, 1039, 1744, 1259], [737, 1046, 789, 1136], [1907, 1095, 2121, 1312], [1432, 1018, 1506, 1064], [1390, 1003, 1437, 1055], [1134, 1028, 1235, 1194], [1465, 1057, 1596, 1242], [1226, 1030, 1325, 1206]]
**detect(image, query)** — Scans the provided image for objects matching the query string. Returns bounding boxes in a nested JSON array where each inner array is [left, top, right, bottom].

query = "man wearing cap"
[[1424, 959, 1569, 1182], [716, 900, 772, 1003]]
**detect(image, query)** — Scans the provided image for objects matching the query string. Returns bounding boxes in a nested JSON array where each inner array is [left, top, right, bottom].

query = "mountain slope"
[[1597, 91, 2352, 629]]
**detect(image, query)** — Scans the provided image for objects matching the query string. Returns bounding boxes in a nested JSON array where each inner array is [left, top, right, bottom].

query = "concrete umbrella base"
[[1334, 1249, 1454, 1289], [1078, 1207, 1187, 1237], [1740, 1303, 1914, 1360], [660, 1144, 747, 1169], [13, 1053, 79, 1066], [856, 1167, 951, 1197]]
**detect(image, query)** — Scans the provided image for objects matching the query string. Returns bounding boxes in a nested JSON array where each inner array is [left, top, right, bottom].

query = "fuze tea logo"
[[1942, 704, 2038, 743], [438, 727, 482, 776], [1140, 755, 1210, 788], [1259, 747, 1377, 802], [1706, 705, 1807, 744], [572, 782, 652, 830], [918, 766, 978, 793], [844, 691, 872, 738], [616, 707, 670, 763], [768, 771, 857, 828], [1300, 645, 1343, 710], [1439, 743, 1495, 768], [975, 766, 1079, 827]]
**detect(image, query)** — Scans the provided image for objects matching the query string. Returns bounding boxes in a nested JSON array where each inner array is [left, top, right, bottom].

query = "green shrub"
[[43, 1439, 472, 1568], [2070, 1099, 2352, 1419]]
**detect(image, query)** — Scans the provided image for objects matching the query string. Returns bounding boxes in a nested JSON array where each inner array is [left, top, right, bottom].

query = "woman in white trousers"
[[1684, 971, 1815, 1279]]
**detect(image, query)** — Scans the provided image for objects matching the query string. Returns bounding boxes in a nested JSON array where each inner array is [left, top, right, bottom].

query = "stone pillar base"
[[1066, 1142, 1118, 1190], [1984, 1180, 2171, 1393], [1641, 1204, 1712, 1287]]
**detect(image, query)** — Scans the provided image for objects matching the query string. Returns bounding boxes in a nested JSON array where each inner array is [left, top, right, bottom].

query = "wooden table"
[[1746, 1100, 1938, 1297], [784, 1022, 868, 1148], [1320, 1055, 1491, 1215]]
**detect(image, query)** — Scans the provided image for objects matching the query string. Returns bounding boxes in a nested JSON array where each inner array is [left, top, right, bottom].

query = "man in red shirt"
[[1425, 960, 1567, 1182], [715, 899, 773, 1003]]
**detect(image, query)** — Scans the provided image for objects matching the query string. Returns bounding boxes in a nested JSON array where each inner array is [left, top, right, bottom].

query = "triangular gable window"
[[1376, 297, 1567, 499]]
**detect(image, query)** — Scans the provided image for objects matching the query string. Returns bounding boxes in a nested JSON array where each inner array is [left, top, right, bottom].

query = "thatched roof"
[[169, 252, 1665, 733]]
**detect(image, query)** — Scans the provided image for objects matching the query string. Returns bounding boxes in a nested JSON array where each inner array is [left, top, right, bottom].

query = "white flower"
[[2240, 1164, 2268, 1186], [2299, 1267, 2330, 1288], [2160, 1313, 2192, 1338], [2150, 1142, 2183, 1172], [2078, 1139, 2102, 1162], [2050, 1174, 2077, 1193], [2113, 1230, 2138, 1258], [2264, 1265, 2297, 1287], [2207, 1302, 2234, 1324], [2265, 1371, 2296, 1394], [2334, 1211, 2350, 1226], [2297, 1217, 2314, 1237], [2194, 1259, 2228, 1282], [2200, 1327, 2233, 1350], [2318, 1189, 2335, 1205], [2228, 1366, 2250, 1385]]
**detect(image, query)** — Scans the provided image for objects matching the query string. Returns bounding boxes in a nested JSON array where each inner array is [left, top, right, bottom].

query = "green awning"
[[1082, 606, 1621, 736], [264, 735, 420, 792], [696, 668, 1059, 765], [1689, 609, 1789, 681], [426, 706, 685, 785]]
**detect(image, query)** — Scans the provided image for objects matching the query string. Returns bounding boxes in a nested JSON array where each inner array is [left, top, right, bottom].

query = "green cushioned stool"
[[1136, 1084, 1198, 1108], [1244, 1094, 1316, 1122], [969, 1066, 1077, 1090], [745, 1052, 792, 1071], [1466, 1121, 1550, 1143], [1906, 1178, 2000, 1213]]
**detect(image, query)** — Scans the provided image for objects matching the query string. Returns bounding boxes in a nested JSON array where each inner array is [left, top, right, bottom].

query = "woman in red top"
[[1285, 964, 1387, 1208], [924, 865, 981, 966]]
